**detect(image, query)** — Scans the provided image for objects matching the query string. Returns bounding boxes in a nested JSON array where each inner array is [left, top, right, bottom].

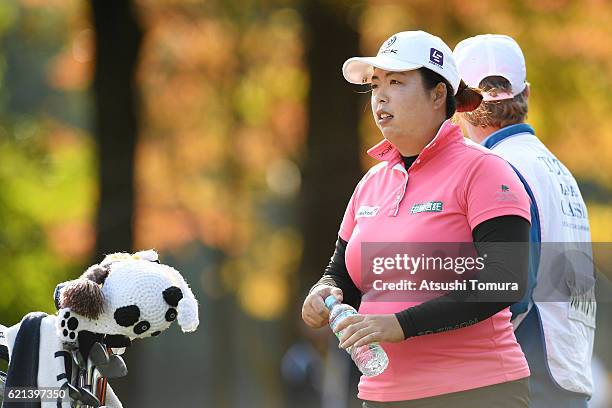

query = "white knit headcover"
[[106, 249, 200, 332]]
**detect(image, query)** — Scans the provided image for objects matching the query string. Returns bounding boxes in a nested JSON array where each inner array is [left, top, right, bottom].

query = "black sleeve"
[[394, 215, 530, 338], [310, 237, 362, 310]]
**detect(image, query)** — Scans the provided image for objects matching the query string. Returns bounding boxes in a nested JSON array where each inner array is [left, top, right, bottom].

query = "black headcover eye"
[[134, 320, 151, 335], [162, 286, 183, 307], [114, 305, 141, 327]]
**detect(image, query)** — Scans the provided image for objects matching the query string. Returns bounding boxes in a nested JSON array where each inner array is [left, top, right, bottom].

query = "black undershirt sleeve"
[[394, 215, 530, 338], [311, 237, 362, 310]]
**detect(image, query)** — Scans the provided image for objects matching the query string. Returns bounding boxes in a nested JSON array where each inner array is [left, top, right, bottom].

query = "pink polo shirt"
[[339, 120, 531, 401]]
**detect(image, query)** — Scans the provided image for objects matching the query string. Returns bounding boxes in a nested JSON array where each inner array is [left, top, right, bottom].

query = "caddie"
[[454, 34, 595, 408]]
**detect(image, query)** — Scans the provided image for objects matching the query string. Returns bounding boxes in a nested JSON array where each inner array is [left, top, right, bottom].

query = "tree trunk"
[[288, 3, 365, 406], [91, 0, 142, 261], [90, 1, 142, 405], [299, 0, 363, 293]]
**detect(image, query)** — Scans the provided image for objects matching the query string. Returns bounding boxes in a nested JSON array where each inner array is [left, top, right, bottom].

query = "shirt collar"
[[367, 120, 463, 170], [481, 123, 535, 149]]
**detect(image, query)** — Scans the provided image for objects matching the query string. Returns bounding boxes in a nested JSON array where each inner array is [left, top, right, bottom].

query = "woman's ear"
[[432, 82, 447, 110]]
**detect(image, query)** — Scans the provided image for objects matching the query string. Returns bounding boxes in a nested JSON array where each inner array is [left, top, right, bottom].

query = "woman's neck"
[[394, 118, 446, 156]]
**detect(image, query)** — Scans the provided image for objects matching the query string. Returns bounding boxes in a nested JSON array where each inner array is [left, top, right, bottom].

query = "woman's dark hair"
[[461, 76, 528, 128], [417, 68, 483, 118]]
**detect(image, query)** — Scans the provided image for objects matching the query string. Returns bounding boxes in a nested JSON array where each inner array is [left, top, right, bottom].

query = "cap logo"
[[379, 35, 398, 55], [383, 36, 397, 49], [429, 48, 444, 67]]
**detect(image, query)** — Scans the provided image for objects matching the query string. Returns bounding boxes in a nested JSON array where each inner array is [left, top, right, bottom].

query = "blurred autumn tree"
[[126, 0, 310, 405]]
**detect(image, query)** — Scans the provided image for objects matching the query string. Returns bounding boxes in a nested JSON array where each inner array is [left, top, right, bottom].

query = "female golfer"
[[302, 31, 532, 407]]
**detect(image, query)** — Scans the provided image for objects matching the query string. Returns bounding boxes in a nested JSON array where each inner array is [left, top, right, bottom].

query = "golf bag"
[[0, 249, 199, 407]]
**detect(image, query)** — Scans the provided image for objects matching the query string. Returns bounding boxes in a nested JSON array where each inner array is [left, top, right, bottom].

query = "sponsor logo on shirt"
[[357, 205, 380, 218], [410, 201, 443, 214], [378, 145, 394, 157], [496, 184, 518, 202]]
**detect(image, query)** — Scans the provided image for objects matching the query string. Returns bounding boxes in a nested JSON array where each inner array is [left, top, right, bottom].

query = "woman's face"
[[370, 68, 444, 153]]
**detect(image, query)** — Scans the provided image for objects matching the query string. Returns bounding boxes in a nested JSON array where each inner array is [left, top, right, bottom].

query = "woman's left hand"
[[334, 314, 405, 349]]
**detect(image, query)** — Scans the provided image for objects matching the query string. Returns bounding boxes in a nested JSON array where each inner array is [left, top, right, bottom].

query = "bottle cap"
[[324, 295, 339, 310]]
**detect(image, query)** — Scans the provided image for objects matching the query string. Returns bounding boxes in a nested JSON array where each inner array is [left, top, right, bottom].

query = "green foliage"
[[0, 115, 95, 323], [0, 2, 95, 326]]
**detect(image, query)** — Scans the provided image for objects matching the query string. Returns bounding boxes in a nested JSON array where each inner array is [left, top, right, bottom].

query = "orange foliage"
[[47, 221, 94, 260], [134, 4, 306, 256]]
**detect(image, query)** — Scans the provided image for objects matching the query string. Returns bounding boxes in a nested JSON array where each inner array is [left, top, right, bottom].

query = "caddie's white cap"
[[343, 30, 461, 95], [453, 34, 527, 101]]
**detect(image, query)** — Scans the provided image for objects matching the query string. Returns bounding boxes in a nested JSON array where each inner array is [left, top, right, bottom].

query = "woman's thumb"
[[330, 287, 343, 302]]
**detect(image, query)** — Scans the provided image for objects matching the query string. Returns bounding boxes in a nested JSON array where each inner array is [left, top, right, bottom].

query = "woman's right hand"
[[302, 285, 343, 329]]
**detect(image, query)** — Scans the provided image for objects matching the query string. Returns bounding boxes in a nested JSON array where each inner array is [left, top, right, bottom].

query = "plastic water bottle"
[[325, 295, 388, 377]]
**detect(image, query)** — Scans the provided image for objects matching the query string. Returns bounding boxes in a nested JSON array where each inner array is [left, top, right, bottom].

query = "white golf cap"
[[342, 31, 461, 95], [453, 34, 527, 101]]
